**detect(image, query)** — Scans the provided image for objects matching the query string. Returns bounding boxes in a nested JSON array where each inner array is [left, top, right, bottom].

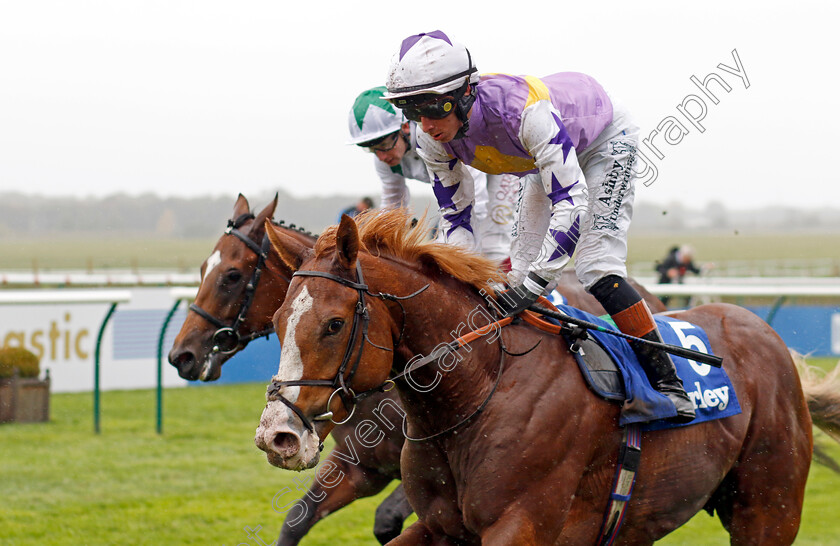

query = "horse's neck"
[[280, 225, 317, 246], [266, 249, 295, 283], [373, 261, 502, 428], [249, 226, 313, 327]]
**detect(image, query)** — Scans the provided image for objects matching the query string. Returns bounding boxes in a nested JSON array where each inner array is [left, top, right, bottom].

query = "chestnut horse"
[[256, 211, 840, 545], [170, 195, 666, 544]]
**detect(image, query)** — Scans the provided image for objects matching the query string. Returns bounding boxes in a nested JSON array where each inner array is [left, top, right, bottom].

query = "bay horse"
[[169, 195, 667, 544], [167, 194, 408, 544], [256, 210, 840, 545]]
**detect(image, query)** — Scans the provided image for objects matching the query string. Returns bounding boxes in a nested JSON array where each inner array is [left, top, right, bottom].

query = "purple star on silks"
[[447, 158, 458, 171], [399, 31, 452, 60], [547, 174, 578, 207], [444, 204, 474, 236], [432, 176, 460, 210], [547, 216, 581, 262], [549, 112, 574, 164]]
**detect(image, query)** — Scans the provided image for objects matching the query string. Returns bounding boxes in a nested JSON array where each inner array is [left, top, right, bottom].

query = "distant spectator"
[[339, 196, 374, 221], [656, 245, 701, 285], [655, 245, 705, 306]]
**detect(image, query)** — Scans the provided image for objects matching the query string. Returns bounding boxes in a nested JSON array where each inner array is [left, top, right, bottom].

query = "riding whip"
[[527, 303, 724, 367]]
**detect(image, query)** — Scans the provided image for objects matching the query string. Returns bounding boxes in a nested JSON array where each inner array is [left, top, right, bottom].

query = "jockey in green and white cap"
[[382, 30, 695, 423], [347, 87, 406, 146], [348, 86, 517, 264]]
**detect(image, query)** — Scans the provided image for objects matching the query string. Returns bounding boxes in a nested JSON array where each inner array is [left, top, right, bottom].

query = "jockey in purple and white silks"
[[382, 31, 694, 422], [348, 87, 517, 264]]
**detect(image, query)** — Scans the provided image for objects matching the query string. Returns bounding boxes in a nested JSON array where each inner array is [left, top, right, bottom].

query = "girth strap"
[[596, 424, 642, 546]]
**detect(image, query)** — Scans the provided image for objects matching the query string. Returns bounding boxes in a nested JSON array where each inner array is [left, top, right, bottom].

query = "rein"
[[399, 317, 514, 443], [357, 313, 547, 442], [188, 213, 293, 354]]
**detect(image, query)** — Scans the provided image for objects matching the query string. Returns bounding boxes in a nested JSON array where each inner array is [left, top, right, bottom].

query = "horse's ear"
[[251, 193, 278, 237], [233, 193, 250, 218], [265, 220, 309, 273], [335, 214, 360, 270]]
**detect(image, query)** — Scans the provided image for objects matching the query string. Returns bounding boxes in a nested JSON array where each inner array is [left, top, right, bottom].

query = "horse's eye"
[[326, 319, 344, 335], [225, 270, 243, 283]]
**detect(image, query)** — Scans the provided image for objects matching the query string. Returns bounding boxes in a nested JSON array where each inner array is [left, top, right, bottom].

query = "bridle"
[[266, 261, 428, 435], [188, 213, 290, 354]]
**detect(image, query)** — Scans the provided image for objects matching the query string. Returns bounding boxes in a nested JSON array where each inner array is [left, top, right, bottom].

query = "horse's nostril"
[[169, 350, 195, 368], [272, 432, 301, 457], [168, 349, 199, 380]]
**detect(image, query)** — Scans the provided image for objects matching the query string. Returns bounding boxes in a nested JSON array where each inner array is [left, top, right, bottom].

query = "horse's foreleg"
[[275, 457, 393, 546], [385, 521, 433, 545], [275, 494, 319, 546], [480, 512, 540, 546], [384, 521, 464, 545], [373, 483, 414, 544]]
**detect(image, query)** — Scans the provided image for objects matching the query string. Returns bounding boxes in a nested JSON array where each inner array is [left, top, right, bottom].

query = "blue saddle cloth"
[[550, 303, 741, 430]]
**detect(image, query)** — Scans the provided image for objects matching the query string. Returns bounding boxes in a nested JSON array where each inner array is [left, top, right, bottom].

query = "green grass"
[[659, 426, 840, 545], [0, 383, 403, 546], [626, 232, 840, 264], [2, 368, 840, 545], [0, 237, 216, 271], [2, 233, 840, 272]]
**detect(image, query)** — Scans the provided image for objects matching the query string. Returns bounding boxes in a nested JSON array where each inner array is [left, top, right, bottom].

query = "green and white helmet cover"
[[347, 86, 404, 145]]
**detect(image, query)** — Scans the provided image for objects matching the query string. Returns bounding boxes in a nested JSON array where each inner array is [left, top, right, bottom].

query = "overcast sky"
[[1, 0, 837, 210]]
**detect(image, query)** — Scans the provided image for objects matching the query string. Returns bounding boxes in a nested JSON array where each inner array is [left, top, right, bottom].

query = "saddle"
[[522, 301, 741, 430]]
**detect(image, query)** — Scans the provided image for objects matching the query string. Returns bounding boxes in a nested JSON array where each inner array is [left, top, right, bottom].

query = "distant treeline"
[[0, 191, 837, 238], [632, 200, 840, 233], [0, 191, 435, 238]]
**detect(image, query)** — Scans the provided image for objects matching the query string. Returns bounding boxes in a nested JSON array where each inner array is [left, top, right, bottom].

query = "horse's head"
[[168, 193, 308, 381], [255, 215, 400, 471]]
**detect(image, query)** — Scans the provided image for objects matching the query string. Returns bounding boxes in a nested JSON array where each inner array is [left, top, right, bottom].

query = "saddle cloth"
[[545, 302, 742, 430]]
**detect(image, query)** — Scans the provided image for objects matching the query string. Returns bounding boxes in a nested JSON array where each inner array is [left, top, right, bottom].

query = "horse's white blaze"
[[202, 250, 222, 283], [256, 286, 320, 469], [273, 286, 313, 405]]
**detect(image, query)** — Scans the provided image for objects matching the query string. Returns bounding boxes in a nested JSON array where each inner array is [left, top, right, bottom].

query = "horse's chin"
[[264, 445, 321, 471], [199, 354, 224, 381]]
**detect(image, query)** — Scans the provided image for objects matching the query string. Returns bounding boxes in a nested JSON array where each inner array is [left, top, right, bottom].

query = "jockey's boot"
[[629, 328, 696, 424], [589, 275, 696, 423]]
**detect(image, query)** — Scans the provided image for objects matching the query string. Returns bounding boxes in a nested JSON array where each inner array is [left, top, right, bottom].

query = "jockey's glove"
[[495, 273, 549, 317]]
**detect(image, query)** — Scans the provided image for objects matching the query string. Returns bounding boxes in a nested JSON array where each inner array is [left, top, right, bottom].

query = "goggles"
[[360, 131, 400, 153], [399, 96, 456, 122]]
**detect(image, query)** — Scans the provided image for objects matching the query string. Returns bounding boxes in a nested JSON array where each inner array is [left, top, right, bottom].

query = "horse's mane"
[[270, 219, 318, 241], [314, 210, 504, 294]]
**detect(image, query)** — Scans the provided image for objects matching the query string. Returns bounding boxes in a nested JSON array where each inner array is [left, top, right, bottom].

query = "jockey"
[[348, 86, 516, 264], [382, 31, 694, 422]]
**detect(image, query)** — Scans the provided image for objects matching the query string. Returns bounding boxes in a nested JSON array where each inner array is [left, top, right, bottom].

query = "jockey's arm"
[[517, 100, 588, 291], [416, 131, 477, 251], [374, 158, 411, 211]]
